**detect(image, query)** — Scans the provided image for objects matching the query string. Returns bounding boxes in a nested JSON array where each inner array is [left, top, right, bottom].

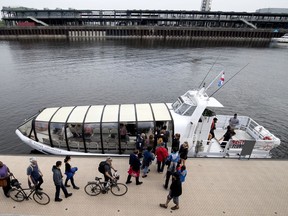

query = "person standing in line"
[[52, 161, 72, 202], [171, 133, 181, 152], [135, 133, 146, 158], [179, 142, 189, 166], [162, 125, 170, 146], [164, 147, 180, 189], [0, 161, 12, 198], [146, 134, 155, 151], [141, 146, 155, 178], [126, 149, 143, 185], [160, 172, 182, 210], [177, 165, 187, 183], [155, 139, 169, 173], [158, 129, 168, 149], [153, 126, 161, 151], [64, 156, 79, 190], [229, 113, 240, 129], [27, 157, 44, 191]]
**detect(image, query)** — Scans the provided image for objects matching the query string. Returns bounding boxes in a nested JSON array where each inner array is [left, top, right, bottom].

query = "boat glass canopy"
[[18, 103, 174, 155]]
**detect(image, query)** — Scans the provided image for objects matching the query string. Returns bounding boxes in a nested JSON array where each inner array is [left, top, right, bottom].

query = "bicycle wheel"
[[84, 183, 101, 196], [110, 183, 128, 196], [9, 188, 25, 202], [33, 191, 50, 205]]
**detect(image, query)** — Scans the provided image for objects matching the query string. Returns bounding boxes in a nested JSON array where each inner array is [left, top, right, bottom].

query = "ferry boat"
[[271, 33, 288, 44], [16, 87, 280, 158]]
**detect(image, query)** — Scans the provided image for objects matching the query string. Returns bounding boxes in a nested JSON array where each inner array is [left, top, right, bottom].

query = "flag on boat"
[[218, 72, 225, 87]]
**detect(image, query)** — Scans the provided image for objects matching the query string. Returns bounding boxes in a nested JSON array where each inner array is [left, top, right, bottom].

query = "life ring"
[[263, 136, 272, 140]]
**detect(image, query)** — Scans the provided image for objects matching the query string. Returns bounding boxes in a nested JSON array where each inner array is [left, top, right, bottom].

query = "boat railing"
[[194, 138, 273, 158], [216, 115, 278, 141], [215, 115, 250, 130]]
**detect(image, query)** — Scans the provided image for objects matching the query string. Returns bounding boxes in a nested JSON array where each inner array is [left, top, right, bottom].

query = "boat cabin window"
[[172, 98, 182, 111], [84, 123, 100, 153], [119, 122, 137, 153], [175, 103, 196, 116], [67, 123, 85, 151], [102, 123, 119, 153], [172, 97, 196, 116], [18, 118, 34, 137], [50, 122, 66, 149], [184, 105, 196, 116], [35, 121, 49, 144]]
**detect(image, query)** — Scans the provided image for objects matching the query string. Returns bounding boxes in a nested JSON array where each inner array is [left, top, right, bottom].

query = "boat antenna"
[[210, 63, 249, 97], [198, 54, 221, 88]]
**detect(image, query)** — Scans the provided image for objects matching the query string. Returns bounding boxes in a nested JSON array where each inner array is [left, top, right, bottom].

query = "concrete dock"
[[1, 155, 288, 216]]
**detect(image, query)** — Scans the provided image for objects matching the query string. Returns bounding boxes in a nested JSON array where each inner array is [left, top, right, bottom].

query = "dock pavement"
[[1, 155, 288, 216]]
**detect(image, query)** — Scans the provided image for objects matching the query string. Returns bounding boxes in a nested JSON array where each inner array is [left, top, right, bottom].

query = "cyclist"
[[103, 157, 117, 187], [27, 157, 44, 191]]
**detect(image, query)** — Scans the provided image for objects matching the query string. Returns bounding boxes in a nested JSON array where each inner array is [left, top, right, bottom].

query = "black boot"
[[126, 175, 132, 184], [71, 177, 79, 189], [64, 178, 70, 187], [136, 177, 142, 185]]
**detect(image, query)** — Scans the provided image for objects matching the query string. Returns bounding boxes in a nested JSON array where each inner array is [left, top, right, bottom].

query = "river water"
[[0, 39, 287, 157]]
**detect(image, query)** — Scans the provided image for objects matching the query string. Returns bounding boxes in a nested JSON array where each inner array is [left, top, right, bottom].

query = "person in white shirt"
[[229, 113, 240, 129]]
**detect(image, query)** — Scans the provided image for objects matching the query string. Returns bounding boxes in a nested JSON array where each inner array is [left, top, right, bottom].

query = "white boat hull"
[[15, 88, 280, 158]]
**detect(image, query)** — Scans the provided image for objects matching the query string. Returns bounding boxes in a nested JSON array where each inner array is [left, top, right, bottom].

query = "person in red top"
[[155, 138, 169, 173], [208, 117, 218, 145]]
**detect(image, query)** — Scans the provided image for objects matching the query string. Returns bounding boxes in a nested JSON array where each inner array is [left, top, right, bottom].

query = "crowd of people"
[[1, 115, 240, 210], [122, 128, 189, 211], [0, 156, 79, 202], [0, 130, 189, 210]]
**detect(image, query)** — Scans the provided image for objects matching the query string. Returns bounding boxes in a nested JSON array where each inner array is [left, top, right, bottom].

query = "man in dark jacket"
[[160, 172, 182, 210], [52, 161, 72, 202]]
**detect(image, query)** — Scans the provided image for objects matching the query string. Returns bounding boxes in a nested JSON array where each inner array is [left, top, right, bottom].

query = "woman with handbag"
[[0, 161, 12, 197]]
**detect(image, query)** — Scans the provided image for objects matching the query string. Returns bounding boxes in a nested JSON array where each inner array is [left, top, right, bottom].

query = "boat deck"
[[1, 155, 288, 216], [199, 129, 256, 157]]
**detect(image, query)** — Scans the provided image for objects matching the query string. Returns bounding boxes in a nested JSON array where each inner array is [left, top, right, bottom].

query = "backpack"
[[167, 153, 179, 172], [168, 161, 177, 173], [98, 161, 107, 174]]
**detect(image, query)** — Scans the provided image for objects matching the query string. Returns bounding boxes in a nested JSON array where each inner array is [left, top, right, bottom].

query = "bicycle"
[[84, 173, 128, 196], [8, 176, 50, 205]]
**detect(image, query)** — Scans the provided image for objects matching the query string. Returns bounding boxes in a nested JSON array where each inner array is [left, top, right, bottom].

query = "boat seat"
[[42, 138, 51, 145], [87, 141, 99, 150]]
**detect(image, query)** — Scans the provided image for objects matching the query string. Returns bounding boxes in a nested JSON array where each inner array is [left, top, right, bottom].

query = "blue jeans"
[[142, 165, 150, 175]]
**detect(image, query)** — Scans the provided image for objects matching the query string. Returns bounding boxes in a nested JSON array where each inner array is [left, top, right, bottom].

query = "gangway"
[[27, 16, 49, 26], [239, 18, 257, 29]]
